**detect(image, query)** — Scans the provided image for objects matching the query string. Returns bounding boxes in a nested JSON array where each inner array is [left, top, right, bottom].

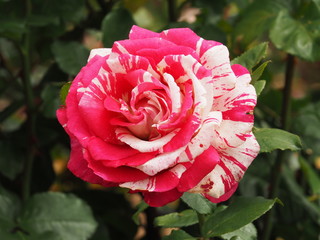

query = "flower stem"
[[21, 0, 36, 201], [167, 0, 176, 22], [145, 207, 161, 240], [261, 54, 295, 240], [197, 212, 210, 240]]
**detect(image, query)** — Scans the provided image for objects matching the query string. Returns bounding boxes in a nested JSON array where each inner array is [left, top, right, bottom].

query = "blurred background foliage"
[[0, 0, 320, 239]]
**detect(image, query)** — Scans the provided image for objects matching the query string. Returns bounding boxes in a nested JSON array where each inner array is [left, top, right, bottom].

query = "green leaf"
[[40, 83, 62, 118], [221, 223, 257, 240], [292, 101, 320, 156], [26, 231, 62, 240], [27, 15, 59, 27], [0, 186, 20, 233], [132, 200, 148, 225], [162, 229, 196, 240], [299, 157, 320, 195], [231, 42, 268, 71], [251, 60, 271, 83], [253, 128, 302, 153], [0, 139, 24, 180], [312, 0, 320, 10], [181, 192, 215, 214], [59, 82, 72, 105], [202, 197, 279, 237], [31, 0, 86, 24], [269, 10, 320, 61], [19, 192, 97, 240], [101, 8, 135, 47], [0, 230, 21, 240], [0, 19, 25, 41], [282, 166, 320, 225], [253, 80, 266, 96], [52, 41, 89, 76], [154, 209, 198, 228], [233, 0, 293, 44]]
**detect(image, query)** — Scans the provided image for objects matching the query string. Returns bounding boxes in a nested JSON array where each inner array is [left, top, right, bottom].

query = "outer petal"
[[204, 183, 238, 203], [87, 158, 150, 183], [189, 134, 259, 199], [143, 188, 183, 207], [68, 138, 115, 187], [88, 48, 111, 62], [129, 25, 160, 39], [178, 146, 220, 192], [64, 55, 108, 144], [120, 164, 186, 192]]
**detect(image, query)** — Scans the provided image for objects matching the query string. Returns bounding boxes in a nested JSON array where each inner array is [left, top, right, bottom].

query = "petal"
[[112, 38, 176, 56], [160, 28, 221, 55], [64, 55, 107, 144], [129, 25, 160, 39], [218, 134, 260, 181], [116, 127, 180, 153], [67, 138, 115, 187], [189, 134, 259, 199], [78, 76, 118, 142], [178, 146, 220, 192], [88, 48, 111, 62], [136, 146, 187, 175], [143, 188, 183, 207], [120, 164, 186, 192], [212, 83, 257, 148], [204, 183, 238, 203], [231, 64, 251, 84], [201, 45, 236, 98], [87, 158, 149, 183], [86, 136, 140, 160], [178, 111, 222, 161]]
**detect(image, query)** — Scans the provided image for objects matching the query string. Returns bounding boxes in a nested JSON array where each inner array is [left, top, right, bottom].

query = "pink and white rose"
[[57, 26, 260, 207]]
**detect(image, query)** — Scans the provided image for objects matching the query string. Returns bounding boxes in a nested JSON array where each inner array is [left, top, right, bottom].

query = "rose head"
[[57, 26, 260, 207]]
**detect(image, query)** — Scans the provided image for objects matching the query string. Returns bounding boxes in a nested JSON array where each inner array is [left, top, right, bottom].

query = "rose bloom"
[[57, 26, 260, 207]]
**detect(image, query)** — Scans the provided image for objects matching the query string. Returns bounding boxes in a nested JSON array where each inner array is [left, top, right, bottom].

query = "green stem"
[[167, 0, 176, 22], [197, 212, 210, 240], [145, 207, 161, 240], [21, 0, 36, 201], [261, 54, 295, 240]]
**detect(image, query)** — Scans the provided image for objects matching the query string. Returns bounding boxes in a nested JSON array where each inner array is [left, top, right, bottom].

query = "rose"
[[57, 25, 260, 207]]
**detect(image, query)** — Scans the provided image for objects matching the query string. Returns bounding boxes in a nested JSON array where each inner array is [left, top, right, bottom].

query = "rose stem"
[[167, 0, 176, 22], [21, 0, 36, 201], [145, 207, 161, 240], [197, 212, 210, 240], [261, 54, 295, 240]]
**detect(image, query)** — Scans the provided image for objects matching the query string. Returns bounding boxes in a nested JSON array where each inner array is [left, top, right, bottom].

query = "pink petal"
[[178, 111, 222, 162], [120, 164, 186, 192], [116, 127, 180, 153], [129, 25, 160, 39], [160, 28, 221, 55], [143, 188, 183, 207], [87, 158, 149, 183], [201, 45, 236, 98], [212, 83, 257, 148], [112, 38, 176, 56], [88, 48, 111, 62], [64, 55, 108, 144], [189, 134, 259, 200], [136, 146, 187, 175], [86, 136, 140, 160], [204, 183, 238, 203], [67, 138, 115, 187], [178, 146, 220, 192]]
